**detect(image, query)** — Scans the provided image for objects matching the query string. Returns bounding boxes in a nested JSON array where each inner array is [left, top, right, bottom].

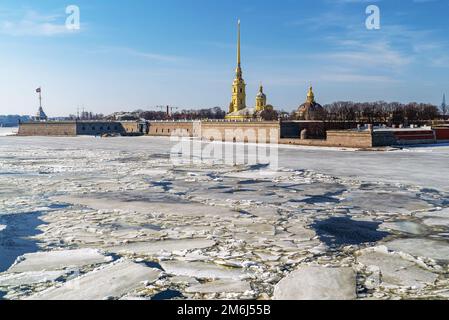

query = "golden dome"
[[297, 85, 324, 120], [307, 86, 315, 103], [256, 85, 266, 99]]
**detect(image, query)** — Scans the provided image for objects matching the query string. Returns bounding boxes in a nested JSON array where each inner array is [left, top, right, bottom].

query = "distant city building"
[[442, 94, 447, 116], [111, 112, 140, 121], [296, 86, 325, 121], [0, 115, 31, 127]]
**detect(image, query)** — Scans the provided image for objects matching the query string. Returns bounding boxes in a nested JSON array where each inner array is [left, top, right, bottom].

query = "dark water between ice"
[[151, 289, 183, 300], [0, 211, 45, 272], [313, 217, 390, 247]]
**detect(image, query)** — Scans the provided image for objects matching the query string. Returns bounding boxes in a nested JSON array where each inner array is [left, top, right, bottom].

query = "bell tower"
[[229, 20, 246, 113], [255, 84, 267, 112]]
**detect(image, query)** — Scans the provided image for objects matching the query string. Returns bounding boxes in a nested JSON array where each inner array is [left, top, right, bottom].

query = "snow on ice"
[[1, 135, 449, 300]]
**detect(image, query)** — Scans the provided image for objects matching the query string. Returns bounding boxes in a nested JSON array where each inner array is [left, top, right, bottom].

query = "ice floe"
[[273, 266, 356, 300], [27, 260, 161, 300], [7, 249, 113, 273]]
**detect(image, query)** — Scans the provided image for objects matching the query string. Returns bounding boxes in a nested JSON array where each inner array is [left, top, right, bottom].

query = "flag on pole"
[[36, 88, 41, 93]]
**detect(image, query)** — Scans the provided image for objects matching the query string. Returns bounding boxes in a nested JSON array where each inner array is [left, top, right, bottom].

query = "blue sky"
[[0, 0, 448, 116]]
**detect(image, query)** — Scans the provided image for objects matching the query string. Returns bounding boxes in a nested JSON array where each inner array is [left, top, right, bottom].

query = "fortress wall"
[[326, 130, 373, 148], [76, 122, 126, 136], [280, 121, 360, 139], [199, 121, 280, 143], [18, 122, 77, 136], [393, 130, 435, 145], [147, 121, 195, 137], [433, 127, 449, 142], [146, 121, 280, 143], [280, 131, 373, 148], [119, 121, 144, 135], [373, 129, 436, 146], [279, 138, 330, 147], [372, 131, 397, 147], [18, 121, 141, 136]]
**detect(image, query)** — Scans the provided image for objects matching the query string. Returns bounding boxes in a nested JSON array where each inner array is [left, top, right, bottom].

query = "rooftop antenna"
[[442, 94, 447, 116]]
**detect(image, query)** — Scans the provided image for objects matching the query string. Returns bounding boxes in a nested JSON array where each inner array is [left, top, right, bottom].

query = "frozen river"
[[0, 136, 449, 300]]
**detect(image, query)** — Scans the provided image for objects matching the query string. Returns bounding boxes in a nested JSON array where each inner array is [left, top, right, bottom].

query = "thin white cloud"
[[0, 9, 80, 36], [90, 46, 188, 64]]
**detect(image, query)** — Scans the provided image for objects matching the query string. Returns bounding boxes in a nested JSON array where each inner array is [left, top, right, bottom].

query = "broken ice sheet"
[[106, 239, 216, 256], [7, 249, 113, 273], [185, 279, 252, 294], [2, 137, 449, 300], [0, 270, 69, 287], [27, 260, 161, 300], [160, 261, 248, 280], [384, 238, 449, 262], [357, 247, 438, 289], [342, 190, 433, 214]]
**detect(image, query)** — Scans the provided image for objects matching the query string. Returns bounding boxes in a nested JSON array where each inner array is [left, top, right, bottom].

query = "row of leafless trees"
[[321, 101, 441, 123], [103, 101, 442, 123], [68, 112, 105, 120], [138, 107, 227, 121], [138, 107, 281, 121]]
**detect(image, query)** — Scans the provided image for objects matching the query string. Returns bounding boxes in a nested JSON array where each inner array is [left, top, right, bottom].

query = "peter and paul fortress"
[[21, 19, 440, 149]]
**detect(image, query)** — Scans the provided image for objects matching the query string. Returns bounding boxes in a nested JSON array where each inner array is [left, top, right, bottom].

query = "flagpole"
[[39, 87, 42, 108]]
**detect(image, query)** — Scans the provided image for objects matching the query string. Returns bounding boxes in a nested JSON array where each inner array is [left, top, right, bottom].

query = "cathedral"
[[296, 86, 325, 121], [225, 21, 273, 120]]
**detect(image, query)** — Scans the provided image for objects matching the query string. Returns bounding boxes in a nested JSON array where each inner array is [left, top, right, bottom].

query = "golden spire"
[[235, 19, 243, 79], [307, 85, 315, 103], [237, 19, 241, 67]]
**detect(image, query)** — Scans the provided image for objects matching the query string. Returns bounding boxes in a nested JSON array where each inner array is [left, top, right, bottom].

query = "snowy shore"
[[1, 136, 449, 300], [0, 127, 18, 137]]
